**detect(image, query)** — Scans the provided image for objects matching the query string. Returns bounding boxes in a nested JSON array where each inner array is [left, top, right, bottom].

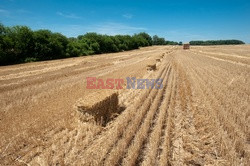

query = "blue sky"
[[0, 0, 250, 43]]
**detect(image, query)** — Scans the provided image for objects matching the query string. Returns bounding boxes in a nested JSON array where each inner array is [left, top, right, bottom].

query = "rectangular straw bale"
[[76, 91, 118, 126]]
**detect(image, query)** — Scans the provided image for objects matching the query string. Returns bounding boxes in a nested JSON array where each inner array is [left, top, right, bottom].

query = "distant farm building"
[[183, 43, 190, 50]]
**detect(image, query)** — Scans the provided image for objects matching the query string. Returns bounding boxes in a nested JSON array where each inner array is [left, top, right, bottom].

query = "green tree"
[[50, 32, 69, 59], [152, 35, 166, 45], [135, 32, 152, 46], [33, 30, 53, 60], [0, 25, 34, 64], [33, 30, 69, 60]]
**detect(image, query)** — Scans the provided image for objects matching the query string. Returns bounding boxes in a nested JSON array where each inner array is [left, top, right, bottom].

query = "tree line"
[[152, 35, 179, 45], [0, 24, 178, 65], [189, 40, 245, 45]]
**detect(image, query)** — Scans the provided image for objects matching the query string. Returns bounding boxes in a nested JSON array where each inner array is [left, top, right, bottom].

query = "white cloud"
[[156, 29, 208, 43], [16, 9, 31, 14], [0, 9, 10, 16], [56, 12, 81, 19], [86, 22, 146, 35], [122, 13, 133, 19], [45, 24, 86, 37], [41, 22, 147, 37], [0, 8, 32, 19]]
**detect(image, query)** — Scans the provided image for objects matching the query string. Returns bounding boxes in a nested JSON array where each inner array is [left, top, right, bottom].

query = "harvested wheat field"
[[0, 45, 249, 165]]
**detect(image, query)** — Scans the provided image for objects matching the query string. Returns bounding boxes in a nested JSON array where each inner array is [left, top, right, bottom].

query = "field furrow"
[[120, 66, 172, 166]]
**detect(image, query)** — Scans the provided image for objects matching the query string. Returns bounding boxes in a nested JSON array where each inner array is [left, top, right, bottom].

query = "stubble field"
[[0, 45, 249, 165]]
